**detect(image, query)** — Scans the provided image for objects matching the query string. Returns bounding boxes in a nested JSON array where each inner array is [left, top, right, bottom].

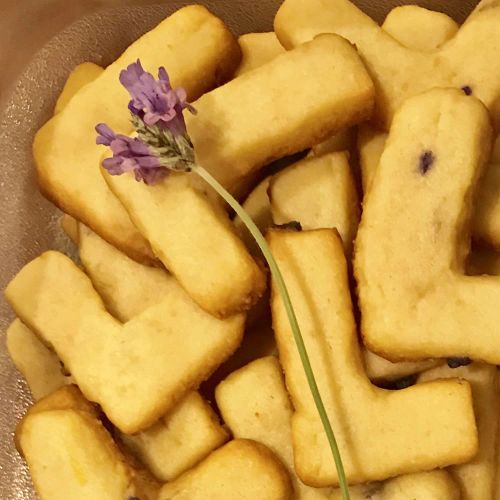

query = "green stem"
[[195, 165, 350, 500]]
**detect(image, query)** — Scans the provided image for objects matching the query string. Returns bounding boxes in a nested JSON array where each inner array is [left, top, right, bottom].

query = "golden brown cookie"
[[16, 386, 159, 500], [235, 32, 285, 76], [275, 0, 500, 129], [54, 62, 103, 114], [269, 228, 477, 486], [5, 251, 244, 433], [419, 363, 499, 500], [187, 33, 374, 193], [269, 151, 359, 255], [355, 89, 499, 362], [34, 5, 241, 264], [104, 172, 266, 318], [158, 439, 293, 500]]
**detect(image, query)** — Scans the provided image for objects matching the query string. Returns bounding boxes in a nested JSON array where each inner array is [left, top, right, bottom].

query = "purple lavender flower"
[[119, 60, 195, 135], [95, 123, 167, 185]]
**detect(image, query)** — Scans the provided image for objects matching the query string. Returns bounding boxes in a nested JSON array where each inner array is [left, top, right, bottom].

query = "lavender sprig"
[[96, 61, 350, 500]]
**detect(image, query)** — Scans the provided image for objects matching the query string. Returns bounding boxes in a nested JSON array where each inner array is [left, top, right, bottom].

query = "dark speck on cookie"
[[447, 357, 472, 368], [418, 150, 435, 175], [461, 85, 473, 96]]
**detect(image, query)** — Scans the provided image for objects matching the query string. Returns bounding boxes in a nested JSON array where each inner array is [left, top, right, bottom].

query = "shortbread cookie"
[[267, 151, 435, 380], [5, 251, 244, 433], [218, 357, 460, 499], [6, 319, 68, 400], [54, 62, 103, 114], [105, 172, 266, 318], [358, 6, 457, 193], [316, 5, 457, 165], [79, 226, 231, 478], [158, 439, 292, 500], [235, 32, 285, 76], [121, 391, 228, 481], [8, 321, 228, 483], [351, 8, 500, 249], [275, 0, 500, 129], [269, 228, 477, 486], [16, 386, 159, 500], [9, 228, 231, 481], [33, 5, 240, 264], [383, 6, 458, 51], [357, 125, 387, 194], [363, 350, 439, 384], [78, 223, 179, 321], [269, 151, 359, 255], [216, 356, 337, 498], [332, 471, 460, 500], [355, 89, 499, 362], [187, 33, 374, 194], [359, 126, 500, 249], [418, 364, 498, 500]]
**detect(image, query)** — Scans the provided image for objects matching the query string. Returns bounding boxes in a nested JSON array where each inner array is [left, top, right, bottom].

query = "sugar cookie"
[[121, 391, 228, 482], [275, 0, 500, 129], [383, 6, 458, 51], [78, 223, 180, 321], [332, 471, 461, 500], [235, 32, 285, 76], [8, 319, 229, 484], [54, 62, 103, 114], [16, 386, 159, 500], [363, 350, 439, 384], [357, 125, 387, 194], [216, 356, 337, 498], [269, 151, 359, 255], [187, 33, 374, 194], [5, 251, 244, 433], [6, 319, 68, 400], [359, 127, 500, 249], [104, 172, 266, 318], [218, 357, 462, 499], [351, 8, 500, 250], [419, 364, 498, 500], [355, 89, 500, 362], [158, 439, 292, 500], [269, 228, 477, 486], [8, 319, 228, 483], [267, 151, 437, 381], [34, 5, 240, 264]]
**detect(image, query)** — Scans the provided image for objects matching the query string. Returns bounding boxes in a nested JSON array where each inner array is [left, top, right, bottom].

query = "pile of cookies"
[[5, 1, 500, 498]]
